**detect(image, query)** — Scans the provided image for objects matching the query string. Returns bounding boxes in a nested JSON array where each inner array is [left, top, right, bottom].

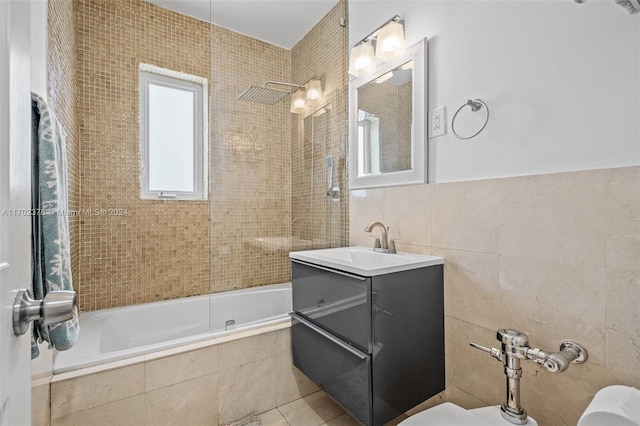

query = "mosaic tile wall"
[[47, 0, 81, 293], [75, 0, 211, 310], [358, 80, 412, 173], [49, 0, 348, 310], [291, 0, 349, 250], [209, 25, 292, 292]]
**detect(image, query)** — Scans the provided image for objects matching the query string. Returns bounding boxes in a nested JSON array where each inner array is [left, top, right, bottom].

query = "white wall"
[[30, 0, 47, 99], [350, 0, 640, 183]]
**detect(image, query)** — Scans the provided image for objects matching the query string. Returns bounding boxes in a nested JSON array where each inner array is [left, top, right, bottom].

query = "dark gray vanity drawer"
[[291, 313, 372, 425], [291, 260, 372, 352]]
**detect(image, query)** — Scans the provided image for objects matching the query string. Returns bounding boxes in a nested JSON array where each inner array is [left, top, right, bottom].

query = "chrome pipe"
[[470, 329, 589, 425]]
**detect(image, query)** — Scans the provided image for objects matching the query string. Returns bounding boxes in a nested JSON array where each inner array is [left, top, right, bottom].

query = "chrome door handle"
[[13, 289, 76, 336]]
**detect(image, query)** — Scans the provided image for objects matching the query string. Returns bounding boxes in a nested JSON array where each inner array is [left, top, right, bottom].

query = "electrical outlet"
[[431, 106, 447, 137]]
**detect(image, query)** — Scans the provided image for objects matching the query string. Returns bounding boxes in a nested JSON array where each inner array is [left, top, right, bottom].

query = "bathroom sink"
[[289, 246, 444, 276]]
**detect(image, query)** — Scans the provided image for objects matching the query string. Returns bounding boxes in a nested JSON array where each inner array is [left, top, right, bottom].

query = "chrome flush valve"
[[470, 329, 588, 425]]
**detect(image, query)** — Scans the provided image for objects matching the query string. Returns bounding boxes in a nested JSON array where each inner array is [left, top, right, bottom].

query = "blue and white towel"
[[31, 92, 79, 359]]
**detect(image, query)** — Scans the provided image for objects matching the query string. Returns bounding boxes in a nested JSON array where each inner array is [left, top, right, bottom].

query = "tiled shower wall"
[[74, 0, 211, 310], [47, 0, 80, 292], [358, 80, 412, 173], [291, 0, 349, 249], [49, 0, 347, 311], [209, 26, 292, 292], [350, 166, 640, 425]]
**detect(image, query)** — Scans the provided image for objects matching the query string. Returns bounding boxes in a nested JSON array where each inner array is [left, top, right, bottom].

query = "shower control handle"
[[13, 289, 77, 336]]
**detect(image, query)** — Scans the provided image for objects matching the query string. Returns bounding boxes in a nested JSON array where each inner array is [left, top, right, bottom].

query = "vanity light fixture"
[[305, 79, 322, 101], [375, 20, 406, 61], [290, 78, 323, 114], [348, 42, 375, 78], [290, 89, 307, 113], [348, 15, 405, 78]]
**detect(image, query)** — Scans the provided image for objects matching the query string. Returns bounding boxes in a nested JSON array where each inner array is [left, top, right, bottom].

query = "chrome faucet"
[[364, 221, 398, 253], [470, 329, 588, 425]]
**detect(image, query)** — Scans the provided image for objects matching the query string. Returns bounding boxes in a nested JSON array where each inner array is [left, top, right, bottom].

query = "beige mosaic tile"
[[291, 1, 349, 252], [47, 0, 81, 299], [71, 0, 211, 310], [48, 0, 348, 310]]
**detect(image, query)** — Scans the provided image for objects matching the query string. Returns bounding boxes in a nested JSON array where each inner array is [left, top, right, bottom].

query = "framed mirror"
[[349, 38, 427, 189]]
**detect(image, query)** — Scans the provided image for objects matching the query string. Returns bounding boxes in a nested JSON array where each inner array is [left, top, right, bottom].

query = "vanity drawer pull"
[[289, 312, 368, 360]]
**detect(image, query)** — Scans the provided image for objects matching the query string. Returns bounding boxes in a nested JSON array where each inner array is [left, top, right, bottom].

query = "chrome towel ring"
[[451, 99, 489, 140]]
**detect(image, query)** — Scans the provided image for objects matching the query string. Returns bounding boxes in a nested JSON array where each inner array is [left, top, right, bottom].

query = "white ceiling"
[[145, 0, 339, 49]]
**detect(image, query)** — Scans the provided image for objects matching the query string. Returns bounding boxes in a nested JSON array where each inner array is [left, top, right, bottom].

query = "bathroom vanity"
[[289, 247, 445, 426]]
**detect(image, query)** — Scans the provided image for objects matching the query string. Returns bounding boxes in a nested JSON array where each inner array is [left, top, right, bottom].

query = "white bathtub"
[[53, 282, 292, 373]]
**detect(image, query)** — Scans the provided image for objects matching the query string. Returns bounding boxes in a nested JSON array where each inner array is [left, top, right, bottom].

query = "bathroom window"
[[139, 64, 208, 200], [357, 110, 380, 176]]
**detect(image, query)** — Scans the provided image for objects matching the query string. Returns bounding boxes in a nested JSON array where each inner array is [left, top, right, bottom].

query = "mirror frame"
[[349, 38, 427, 189]]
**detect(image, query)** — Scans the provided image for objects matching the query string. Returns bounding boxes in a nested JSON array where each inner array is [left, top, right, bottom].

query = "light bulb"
[[348, 42, 375, 77], [375, 20, 405, 61], [290, 89, 306, 114], [306, 79, 322, 101]]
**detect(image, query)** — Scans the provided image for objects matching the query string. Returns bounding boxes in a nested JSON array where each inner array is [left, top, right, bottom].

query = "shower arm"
[[263, 81, 305, 91]]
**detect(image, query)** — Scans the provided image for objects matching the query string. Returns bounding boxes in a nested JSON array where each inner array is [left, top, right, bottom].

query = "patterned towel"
[[31, 92, 79, 359]]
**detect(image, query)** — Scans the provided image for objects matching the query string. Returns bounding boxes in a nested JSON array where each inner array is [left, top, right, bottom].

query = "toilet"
[[399, 385, 640, 426], [398, 403, 539, 426]]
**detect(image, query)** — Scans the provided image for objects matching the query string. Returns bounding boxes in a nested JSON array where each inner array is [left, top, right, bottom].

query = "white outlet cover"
[[431, 106, 447, 138]]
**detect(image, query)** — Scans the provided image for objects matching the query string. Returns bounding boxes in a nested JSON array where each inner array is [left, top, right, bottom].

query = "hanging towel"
[[31, 92, 79, 359]]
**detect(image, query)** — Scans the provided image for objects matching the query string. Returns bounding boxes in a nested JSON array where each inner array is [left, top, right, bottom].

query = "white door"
[[0, 0, 33, 425]]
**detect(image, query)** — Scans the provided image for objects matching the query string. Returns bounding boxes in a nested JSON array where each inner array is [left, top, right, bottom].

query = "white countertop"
[[289, 246, 444, 276]]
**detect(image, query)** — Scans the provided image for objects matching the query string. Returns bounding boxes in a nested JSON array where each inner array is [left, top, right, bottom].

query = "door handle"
[[12, 289, 77, 336]]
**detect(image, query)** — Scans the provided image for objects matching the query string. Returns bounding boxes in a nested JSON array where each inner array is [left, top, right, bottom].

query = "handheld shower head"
[[326, 155, 334, 190]]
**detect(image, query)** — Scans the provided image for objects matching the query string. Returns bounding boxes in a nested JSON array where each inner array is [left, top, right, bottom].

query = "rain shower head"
[[237, 86, 290, 104], [237, 80, 304, 104]]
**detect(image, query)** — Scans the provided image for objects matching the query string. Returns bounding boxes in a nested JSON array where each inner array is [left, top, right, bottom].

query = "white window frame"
[[139, 64, 208, 200]]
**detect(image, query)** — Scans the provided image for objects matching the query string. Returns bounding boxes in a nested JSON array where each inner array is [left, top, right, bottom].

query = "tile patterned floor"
[[256, 390, 407, 426]]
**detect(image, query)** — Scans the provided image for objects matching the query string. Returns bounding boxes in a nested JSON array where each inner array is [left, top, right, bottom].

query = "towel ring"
[[451, 99, 489, 140]]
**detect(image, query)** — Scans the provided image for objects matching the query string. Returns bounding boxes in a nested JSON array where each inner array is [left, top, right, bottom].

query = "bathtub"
[[53, 282, 292, 373]]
